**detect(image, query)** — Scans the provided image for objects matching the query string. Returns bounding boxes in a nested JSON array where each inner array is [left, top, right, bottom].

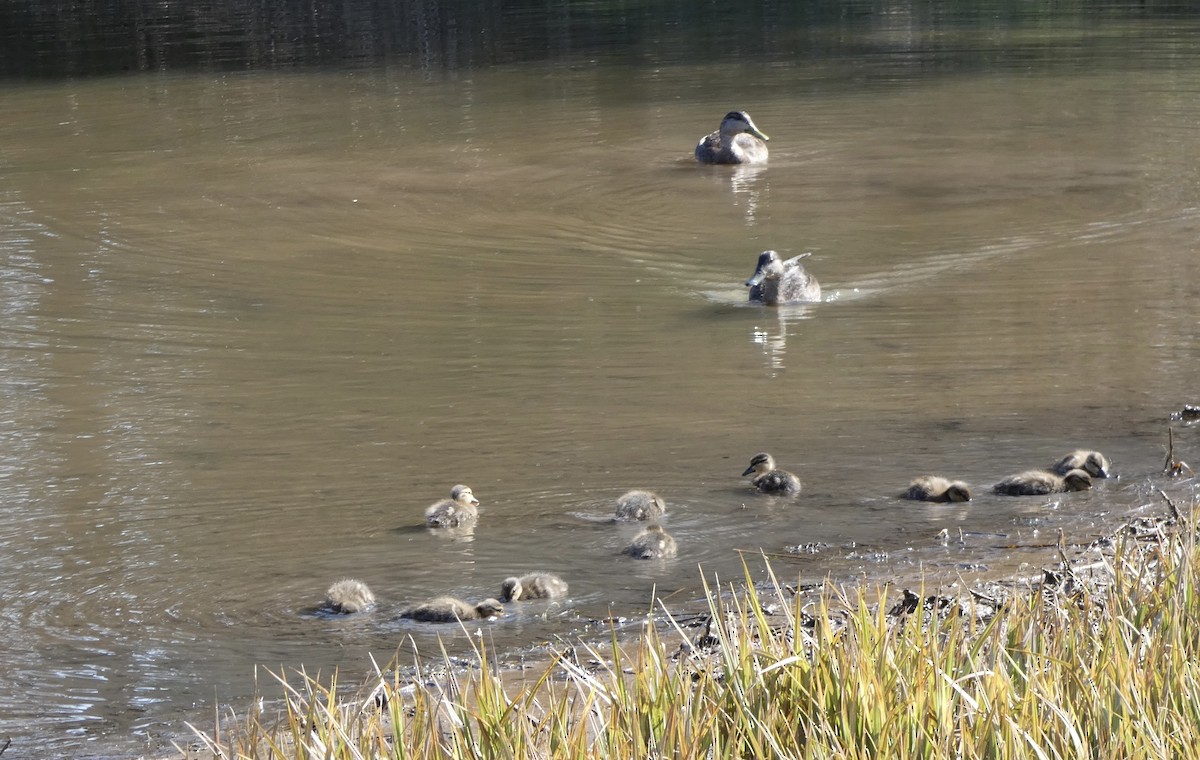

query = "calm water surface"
[[3, 17, 1200, 757]]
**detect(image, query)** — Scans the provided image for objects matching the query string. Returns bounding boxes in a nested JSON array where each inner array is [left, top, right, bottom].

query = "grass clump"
[[186, 506, 1200, 759]]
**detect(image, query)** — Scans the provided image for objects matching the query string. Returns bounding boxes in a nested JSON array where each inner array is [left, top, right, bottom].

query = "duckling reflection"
[[614, 490, 666, 521], [695, 111, 770, 165], [425, 484, 480, 528], [500, 572, 569, 601], [993, 469, 1092, 496], [903, 476, 972, 503], [746, 251, 821, 306], [625, 524, 678, 559], [1051, 450, 1111, 479], [400, 596, 504, 622], [742, 452, 802, 496], [324, 579, 376, 614]]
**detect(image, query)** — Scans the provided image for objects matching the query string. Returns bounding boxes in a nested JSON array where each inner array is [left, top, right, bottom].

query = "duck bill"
[[748, 126, 769, 141], [741, 465, 756, 476], [745, 270, 766, 288]]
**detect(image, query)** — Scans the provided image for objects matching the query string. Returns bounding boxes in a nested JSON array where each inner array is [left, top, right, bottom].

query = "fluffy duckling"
[[742, 452, 802, 496], [993, 469, 1093, 496], [614, 489, 666, 521], [400, 596, 504, 623], [1051, 450, 1111, 479], [324, 579, 376, 614], [903, 476, 972, 503], [625, 524, 678, 559], [745, 250, 822, 305], [500, 572, 569, 602], [695, 111, 770, 165], [425, 484, 480, 528]]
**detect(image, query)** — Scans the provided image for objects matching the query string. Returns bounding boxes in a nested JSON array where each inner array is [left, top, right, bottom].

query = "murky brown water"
[[3, 13, 1200, 757]]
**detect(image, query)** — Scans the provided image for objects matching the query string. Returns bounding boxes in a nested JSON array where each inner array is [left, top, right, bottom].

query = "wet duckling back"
[[401, 596, 504, 622], [903, 476, 972, 503], [324, 579, 376, 614], [742, 451, 802, 495], [994, 469, 1092, 496], [614, 489, 666, 521], [425, 484, 480, 528], [500, 572, 569, 601], [625, 524, 678, 559]]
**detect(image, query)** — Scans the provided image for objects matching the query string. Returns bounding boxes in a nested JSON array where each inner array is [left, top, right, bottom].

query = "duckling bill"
[[746, 250, 821, 305]]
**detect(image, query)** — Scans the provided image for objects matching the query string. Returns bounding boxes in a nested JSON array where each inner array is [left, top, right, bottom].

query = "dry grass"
[[183, 505, 1200, 759]]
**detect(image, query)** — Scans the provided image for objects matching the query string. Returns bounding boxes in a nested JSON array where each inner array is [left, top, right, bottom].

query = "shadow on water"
[[1, 0, 1198, 77]]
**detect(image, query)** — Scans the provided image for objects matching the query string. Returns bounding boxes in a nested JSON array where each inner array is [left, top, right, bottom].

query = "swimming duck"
[[425, 484, 480, 528], [614, 490, 667, 521], [993, 469, 1092, 496], [746, 251, 822, 305], [625, 523, 678, 559], [500, 572, 569, 601], [903, 476, 972, 503], [742, 452, 802, 496], [400, 596, 505, 623], [1050, 450, 1111, 479], [695, 111, 770, 165], [324, 579, 376, 614]]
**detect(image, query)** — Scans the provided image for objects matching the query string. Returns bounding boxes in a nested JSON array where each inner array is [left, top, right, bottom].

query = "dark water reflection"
[[2, 9, 1200, 758]]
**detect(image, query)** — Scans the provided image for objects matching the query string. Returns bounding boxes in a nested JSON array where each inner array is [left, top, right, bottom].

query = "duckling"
[[1050, 450, 1111, 479], [400, 596, 504, 623], [500, 572, 569, 602], [903, 476, 972, 503], [614, 489, 666, 521], [993, 469, 1093, 496], [695, 111, 770, 165], [324, 579, 376, 614], [425, 484, 480, 528], [625, 524, 678, 559], [742, 452, 802, 495], [745, 250, 822, 305]]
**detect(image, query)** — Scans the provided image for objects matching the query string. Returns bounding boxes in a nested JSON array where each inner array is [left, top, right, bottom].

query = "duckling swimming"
[[993, 469, 1093, 496], [425, 484, 480, 528], [903, 476, 972, 503], [500, 572, 569, 602], [695, 111, 770, 165], [742, 452, 802, 496], [324, 579, 376, 614], [1050, 450, 1111, 479], [400, 596, 504, 623], [614, 490, 666, 521], [746, 251, 822, 305], [625, 524, 678, 559]]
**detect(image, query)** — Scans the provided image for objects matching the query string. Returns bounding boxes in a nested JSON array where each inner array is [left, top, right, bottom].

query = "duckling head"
[[500, 577, 523, 602], [742, 451, 776, 476], [476, 599, 505, 619], [1062, 469, 1093, 491], [451, 484, 479, 506]]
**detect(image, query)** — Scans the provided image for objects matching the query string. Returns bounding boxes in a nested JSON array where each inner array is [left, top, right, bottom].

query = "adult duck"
[[745, 251, 821, 305], [695, 111, 770, 165]]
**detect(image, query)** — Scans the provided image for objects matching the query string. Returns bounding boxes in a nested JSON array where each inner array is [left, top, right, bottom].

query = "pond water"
[[2, 8, 1200, 757]]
